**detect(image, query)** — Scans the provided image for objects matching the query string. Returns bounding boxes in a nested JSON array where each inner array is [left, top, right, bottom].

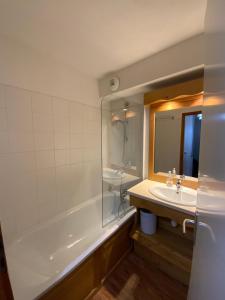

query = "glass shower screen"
[[101, 95, 144, 226]]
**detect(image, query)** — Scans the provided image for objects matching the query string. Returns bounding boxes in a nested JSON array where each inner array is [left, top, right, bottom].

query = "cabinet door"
[[102, 219, 133, 275], [188, 1, 225, 299]]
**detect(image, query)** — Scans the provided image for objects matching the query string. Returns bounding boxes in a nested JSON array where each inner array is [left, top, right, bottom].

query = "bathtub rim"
[[5, 194, 102, 247], [35, 208, 136, 299], [7, 199, 136, 300]]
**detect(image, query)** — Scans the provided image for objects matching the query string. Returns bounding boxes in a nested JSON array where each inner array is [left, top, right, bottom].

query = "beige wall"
[[99, 34, 204, 97], [0, 34, 99, 107]]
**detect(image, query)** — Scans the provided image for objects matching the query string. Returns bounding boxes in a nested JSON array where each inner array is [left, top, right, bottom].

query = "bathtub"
[[5, 195, 135, 300]]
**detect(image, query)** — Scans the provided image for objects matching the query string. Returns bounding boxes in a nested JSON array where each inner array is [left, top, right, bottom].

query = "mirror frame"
[[147, 93, 203, 189]]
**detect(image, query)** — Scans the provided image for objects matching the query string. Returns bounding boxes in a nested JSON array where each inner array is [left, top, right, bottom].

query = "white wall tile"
[[84, 107, 100, 133], [69, 102, 84, 133], [69, 148, 83, 164], [9, 171, 37, 219], [36, 150, 55, 169], [34, 132, 54, 150], [56, 165, 73, 210], [37, 168, 56, 205], [83, 148, 99, 163], [0, 132, 9, 153], [53, 97, 69, 116], [53, 114, 70, 133], [0, 109, 8, 131], [31, 93, 52, 114], [56, 163, 84, 210], [70, 133, 84, 148], [33, 113, 53, 132], [7, 109, 33, 132], [0, 154, 11, 177], [84, 120, 100, 134], [9, 132, 34, 152], [55, 149, 69, 166], [0, 84, 5, 108], [82, 162, 101, 200], [83, 133, 99, 149], [0, 152, 36, 215], [84, 106, 100, 122], [9, 152, 36, 173], [54, 132, 70, 149], [69, 163, 85, 206]]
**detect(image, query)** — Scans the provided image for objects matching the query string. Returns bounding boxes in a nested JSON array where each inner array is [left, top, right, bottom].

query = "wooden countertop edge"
[[128, 190, 196, 217]]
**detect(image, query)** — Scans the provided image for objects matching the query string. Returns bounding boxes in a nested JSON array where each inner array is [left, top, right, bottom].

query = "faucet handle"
[[180, 174, 185, 180], [176, 178, 182, 185]]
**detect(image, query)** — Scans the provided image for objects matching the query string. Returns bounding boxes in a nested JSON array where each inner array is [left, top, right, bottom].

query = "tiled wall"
[[0, 83, 101, 243]]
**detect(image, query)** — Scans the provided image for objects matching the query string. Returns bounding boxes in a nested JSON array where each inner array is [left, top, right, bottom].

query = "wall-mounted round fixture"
[[109, 77, 120, 92]]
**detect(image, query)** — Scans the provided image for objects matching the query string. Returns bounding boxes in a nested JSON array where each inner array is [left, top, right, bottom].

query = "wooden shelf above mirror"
[[144, 78, 204, 106]]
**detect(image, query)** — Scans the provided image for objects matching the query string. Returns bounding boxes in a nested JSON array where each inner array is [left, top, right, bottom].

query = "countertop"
[[128, 179, 196, 216]]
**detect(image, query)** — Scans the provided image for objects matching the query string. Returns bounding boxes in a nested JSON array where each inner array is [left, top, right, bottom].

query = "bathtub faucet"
[[120, 189, 127, 200]]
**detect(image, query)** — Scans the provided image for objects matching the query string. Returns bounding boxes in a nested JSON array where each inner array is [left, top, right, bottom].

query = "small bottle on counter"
[[166, 171, 173, 187]]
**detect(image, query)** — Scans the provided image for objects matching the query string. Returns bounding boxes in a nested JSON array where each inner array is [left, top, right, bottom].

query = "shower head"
[[123, 102, 129, 111], [115, 119, 125, 124]]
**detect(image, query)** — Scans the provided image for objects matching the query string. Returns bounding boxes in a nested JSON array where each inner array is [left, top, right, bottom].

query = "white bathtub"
[[5, 195, 135, 300]]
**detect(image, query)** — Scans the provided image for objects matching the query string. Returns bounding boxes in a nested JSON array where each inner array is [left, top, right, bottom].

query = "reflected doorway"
[[180, 111, 202, 178]]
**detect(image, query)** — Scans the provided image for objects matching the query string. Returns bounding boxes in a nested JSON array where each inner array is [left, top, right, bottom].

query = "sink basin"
[[103, 168, 125, 180], [149, 184, 197, 207]]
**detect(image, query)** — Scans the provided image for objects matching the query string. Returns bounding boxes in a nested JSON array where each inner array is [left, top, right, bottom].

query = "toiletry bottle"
[[172, 168, 176, 178], [166, 171, 173, 187]]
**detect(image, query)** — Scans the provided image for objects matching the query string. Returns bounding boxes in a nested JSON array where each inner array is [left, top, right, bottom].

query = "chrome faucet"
[[176, 175, 185, 194]]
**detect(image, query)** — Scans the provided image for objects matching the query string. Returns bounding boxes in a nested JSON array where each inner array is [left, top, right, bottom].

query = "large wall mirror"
[[154, 107, 202, 178], [146, 86, 204, 188]]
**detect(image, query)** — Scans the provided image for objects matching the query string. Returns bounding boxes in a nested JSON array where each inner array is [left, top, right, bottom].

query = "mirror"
[[154, 106, 202, 178]]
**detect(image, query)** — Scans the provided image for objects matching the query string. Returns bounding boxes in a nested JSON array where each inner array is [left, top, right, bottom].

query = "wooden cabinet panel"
[[101, 220, 133, 276], [130, 195, 194, 285]]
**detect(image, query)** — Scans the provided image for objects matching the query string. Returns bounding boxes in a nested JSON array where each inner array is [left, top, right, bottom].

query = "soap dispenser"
[[166, 171, 173, 187], [172, 168, 176, 178]]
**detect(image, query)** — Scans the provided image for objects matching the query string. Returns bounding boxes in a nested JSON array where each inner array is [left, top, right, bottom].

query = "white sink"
[[103, 168, 125, 180], [149, 184, 197, 207]]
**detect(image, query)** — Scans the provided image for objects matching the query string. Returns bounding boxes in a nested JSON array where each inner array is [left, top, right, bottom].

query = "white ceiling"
[[0, 0, 207, 79]]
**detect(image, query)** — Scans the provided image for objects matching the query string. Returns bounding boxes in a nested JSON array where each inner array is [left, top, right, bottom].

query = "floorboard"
[[91, 252, 188, 300]]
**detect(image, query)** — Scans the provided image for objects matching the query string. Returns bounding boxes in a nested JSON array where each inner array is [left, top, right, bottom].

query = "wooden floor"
[[92, 253, 188, 300]]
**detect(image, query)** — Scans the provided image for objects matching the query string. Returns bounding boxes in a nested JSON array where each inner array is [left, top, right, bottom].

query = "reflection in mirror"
[[154, 107, 202, 178], [180, 111, 202, 177]]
